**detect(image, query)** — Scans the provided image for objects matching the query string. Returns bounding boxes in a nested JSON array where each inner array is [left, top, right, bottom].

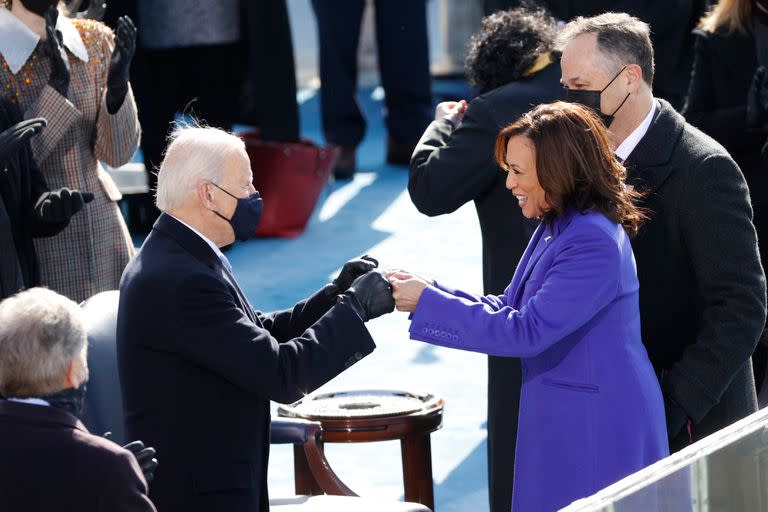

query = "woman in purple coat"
[[390, 102, 669, 511]]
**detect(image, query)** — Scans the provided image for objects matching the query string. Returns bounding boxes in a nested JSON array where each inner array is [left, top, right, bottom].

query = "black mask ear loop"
[[602, 65, 630, 119], [207, 181, 235, 223]]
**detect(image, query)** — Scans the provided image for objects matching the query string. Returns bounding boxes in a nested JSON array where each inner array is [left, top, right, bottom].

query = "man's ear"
[[197, 180, 214, 208], [64, 357, 86, 389], [625, 64, 644, 92]]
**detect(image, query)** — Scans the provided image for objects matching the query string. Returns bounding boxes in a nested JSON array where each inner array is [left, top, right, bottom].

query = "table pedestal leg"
[[401, 433, 435, 511]]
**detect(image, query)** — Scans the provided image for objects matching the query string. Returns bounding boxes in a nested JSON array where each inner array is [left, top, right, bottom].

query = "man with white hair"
[[117, 125, 395, 512], [0, 287, 157, 512]]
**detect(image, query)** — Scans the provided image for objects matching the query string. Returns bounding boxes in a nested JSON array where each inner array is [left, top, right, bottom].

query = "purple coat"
[[410, 210, 668, 511]]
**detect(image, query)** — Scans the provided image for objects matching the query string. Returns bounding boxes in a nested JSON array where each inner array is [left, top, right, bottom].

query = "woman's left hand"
[[387, 270, 433, 312]]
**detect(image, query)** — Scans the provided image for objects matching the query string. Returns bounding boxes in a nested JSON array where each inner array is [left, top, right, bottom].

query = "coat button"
[[355, 352, 363, 360]]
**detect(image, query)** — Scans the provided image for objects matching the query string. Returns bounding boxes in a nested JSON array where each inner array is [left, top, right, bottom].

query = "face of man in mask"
[[560, 32, 632, 129]]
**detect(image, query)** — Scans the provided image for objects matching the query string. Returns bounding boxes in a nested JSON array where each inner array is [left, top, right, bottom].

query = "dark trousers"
[[310, 0, 433, 147]]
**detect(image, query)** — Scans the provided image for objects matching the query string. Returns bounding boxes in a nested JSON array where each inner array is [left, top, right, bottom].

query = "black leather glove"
[[332, 254, 379, 293], [34, 187, 94, 224], [0, 118, 46, 167], [339, 270, 395, 322], [746, 66, 768, 131], [44, 7, 70, 97], [123, 440, 159, 483], [106, 15, 136, 114]]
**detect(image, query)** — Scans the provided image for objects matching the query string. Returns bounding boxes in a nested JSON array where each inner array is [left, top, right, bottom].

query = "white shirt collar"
[[0, 7, 89, 75], [7, 397, 50, 407], [614, 101, 657, 162], [169, 214, 227, 263]]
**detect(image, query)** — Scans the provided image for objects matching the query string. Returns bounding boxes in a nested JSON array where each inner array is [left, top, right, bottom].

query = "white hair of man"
[[155, 124, 247, 212], [0, 288, 87, 398]]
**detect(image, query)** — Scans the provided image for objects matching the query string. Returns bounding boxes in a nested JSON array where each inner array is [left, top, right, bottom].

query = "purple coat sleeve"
[[409, 227, 621, 358]]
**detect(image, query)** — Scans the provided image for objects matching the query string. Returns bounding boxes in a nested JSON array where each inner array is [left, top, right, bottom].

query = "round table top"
[[277, 389, 443, 420]]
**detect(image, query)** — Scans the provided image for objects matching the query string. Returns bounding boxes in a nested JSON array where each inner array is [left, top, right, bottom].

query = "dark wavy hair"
[[465, 1, 558, 94], [494, 102, 646, 237]]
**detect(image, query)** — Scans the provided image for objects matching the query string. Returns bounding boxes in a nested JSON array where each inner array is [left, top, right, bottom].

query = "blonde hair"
[[699, 0, 754, 34]]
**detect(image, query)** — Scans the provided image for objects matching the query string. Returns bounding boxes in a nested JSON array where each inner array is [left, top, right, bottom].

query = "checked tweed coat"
[[0, 12, 140, 302]]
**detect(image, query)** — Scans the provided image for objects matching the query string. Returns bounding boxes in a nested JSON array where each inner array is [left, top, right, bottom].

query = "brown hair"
[[494, 101, 646, 237], [699, 0, 753, 34]]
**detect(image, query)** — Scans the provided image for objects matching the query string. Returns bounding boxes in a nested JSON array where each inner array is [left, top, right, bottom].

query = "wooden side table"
[[277, 390, 444, 511]]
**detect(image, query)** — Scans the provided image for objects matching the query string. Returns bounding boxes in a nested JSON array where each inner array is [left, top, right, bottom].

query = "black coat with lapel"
[[117, 214, 376, 512], [0, 400, 155, 511], [408, 62, 562, 512], [626, 99, 766, 447]]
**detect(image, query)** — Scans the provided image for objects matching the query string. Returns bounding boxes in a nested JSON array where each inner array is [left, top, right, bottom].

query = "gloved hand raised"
[[44, 7, 70, 97], [0, 118, 46, 167], [34, 187, 94, 224], [332, 254, 379, 293], [339, 270, 395, 322], [106, 16, 137, 114], [123, 440, 159, 483], [746, 66, 768, 131]]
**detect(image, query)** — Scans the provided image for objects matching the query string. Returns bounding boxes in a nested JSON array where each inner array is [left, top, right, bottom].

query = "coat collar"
[[0, 7, 89, 75], [623, 99, 684, 192], [0, 399, 88, 433], [151, 213, 222, 271]]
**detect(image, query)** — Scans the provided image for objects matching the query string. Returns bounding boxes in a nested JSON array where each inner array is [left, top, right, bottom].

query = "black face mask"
[[42, 381, 87, 418], [19, 0, 59, 16], [565, 65, 630, 128], [209, 182, 264, 242]]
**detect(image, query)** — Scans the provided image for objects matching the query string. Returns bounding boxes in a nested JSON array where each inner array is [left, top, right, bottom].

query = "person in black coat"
[[0, 287, 156, 512], [682, 0, 768, 395], [0, 97, 92, 300], [117, 125, 395, 512], [408, 6, 562, 512], [560, 12, 766, 452]]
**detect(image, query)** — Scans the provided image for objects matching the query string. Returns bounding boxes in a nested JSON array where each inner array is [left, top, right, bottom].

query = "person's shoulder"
[[678, 119, 735, 168], [71, 17, 114, 41], [72, 431, 147, 494], [70, 427, 133, 465], [564, 210, 625, 247]]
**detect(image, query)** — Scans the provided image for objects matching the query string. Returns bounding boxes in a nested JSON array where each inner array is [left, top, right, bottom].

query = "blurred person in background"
[[104, 0, 300, 233], [0, 96, 93, 300], [682, 0, 768, 402], [407, 5, 563, 511], [0, 0, 140, 303], [0, 287, 156, 512], [311, 0, 433, 179]]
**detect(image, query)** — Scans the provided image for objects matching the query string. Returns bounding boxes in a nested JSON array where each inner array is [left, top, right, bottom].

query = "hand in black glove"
[[34, 187, 94, 224], [0, 118, 46, 167], [123, 440, 159, 483], [339, 270, 395, 322], [44, 7, 70, 97], [332, 254, 379, 293], [746, 66, 768, 131], [106, 15, 137, 114]]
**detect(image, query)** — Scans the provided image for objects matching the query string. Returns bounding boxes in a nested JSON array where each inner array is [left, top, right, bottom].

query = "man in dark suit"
[[408, 6, 563, 511], [559, 12, 767, 451], [117, 125, 395, 512], [0, 287, 156, 512]]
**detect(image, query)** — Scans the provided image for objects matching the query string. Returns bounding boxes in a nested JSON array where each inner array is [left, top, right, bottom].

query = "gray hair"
[[0, 288, 87, 397], [557, 12, 655, 87], [155, 124, 247, 212]]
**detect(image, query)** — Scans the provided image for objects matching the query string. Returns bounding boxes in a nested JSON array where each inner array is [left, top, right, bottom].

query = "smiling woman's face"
[[504, 135, 549, 219]]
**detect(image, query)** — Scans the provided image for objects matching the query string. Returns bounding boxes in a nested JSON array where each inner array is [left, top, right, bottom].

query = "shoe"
[[333, 145, 356, 180], [386, 136, 416, 166]]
